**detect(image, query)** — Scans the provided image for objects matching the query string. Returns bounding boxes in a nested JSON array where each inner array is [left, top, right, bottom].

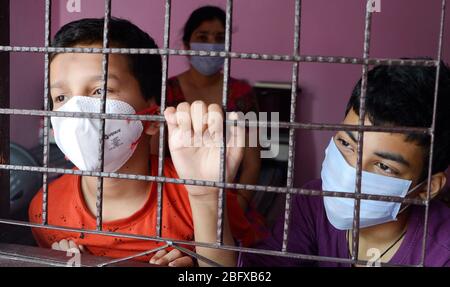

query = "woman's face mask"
[[51, 96, 159, 172], [189, 42, 225, 76]]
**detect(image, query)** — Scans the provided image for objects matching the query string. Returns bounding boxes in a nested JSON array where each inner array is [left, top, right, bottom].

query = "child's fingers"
[[68, 240, 77, 250], [155, 249, 183, 266], [190, 101, 207, 135], [169, 256, 195, 267], [227, 111, 245, 148], [59, 239, 69, 251], [51, 242, 61, 251], [207, 104, 223, 141], [149, 249, 167, 264], [163, 106, 177, 134], [176, 102, 192, 133]]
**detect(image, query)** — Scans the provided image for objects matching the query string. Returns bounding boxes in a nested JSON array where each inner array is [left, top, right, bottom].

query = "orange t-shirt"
[[29, 156, 264, 262]]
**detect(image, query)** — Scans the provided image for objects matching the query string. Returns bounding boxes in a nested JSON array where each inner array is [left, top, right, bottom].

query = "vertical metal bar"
[[156, 0, 171, 238], [281, 0, 301, 252], [217, 0, 233, 245], [350, 0, 373, 261], [0, 0, 10, 222], [96, 0, 112, 230], [420, 0, 446, 267], [41, 0, 52, 225]]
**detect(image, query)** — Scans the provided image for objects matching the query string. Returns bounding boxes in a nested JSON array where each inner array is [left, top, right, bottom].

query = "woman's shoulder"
[[229, 77, 252, 93], [229, 77, 258, 113]]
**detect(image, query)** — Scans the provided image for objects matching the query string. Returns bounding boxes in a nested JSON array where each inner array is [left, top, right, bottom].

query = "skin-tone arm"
[[164, 100, 244, 267]]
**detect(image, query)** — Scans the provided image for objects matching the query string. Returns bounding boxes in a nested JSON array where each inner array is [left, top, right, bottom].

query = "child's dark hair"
[[182, 6, 225, 47], [346, 59, 450, 177], [50, 17, 162, 106]]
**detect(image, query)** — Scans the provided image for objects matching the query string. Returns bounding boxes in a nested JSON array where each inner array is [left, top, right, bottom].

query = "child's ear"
[[418, 172, 447, 200]]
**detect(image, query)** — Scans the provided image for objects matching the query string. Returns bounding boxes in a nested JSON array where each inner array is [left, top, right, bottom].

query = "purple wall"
[[10, 0, 450, 186], [10, 0, 44, 149]]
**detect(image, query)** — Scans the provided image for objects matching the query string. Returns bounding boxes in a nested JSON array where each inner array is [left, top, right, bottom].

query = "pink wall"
[[10, 0, 450, 186]]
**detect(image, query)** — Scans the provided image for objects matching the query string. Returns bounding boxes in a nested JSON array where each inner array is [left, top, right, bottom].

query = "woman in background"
[[155, 6, 262, 213]]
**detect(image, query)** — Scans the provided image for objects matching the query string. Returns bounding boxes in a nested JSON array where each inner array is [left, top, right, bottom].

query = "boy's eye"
[[336, 137, 354, 152], [375, 162, 398, 175]]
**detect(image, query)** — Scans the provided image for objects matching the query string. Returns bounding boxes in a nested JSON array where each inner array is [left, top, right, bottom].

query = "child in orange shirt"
[[29, 17, 263, 267]]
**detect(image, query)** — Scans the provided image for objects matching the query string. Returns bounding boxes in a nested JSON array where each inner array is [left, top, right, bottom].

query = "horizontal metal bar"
[[0, 163, 426, 205], [172, 244, 223, 267], [97, 244, 169, 267], [0, 45, 438, 66], [0, 219, 419, 267], [0, 108, 431, 134]]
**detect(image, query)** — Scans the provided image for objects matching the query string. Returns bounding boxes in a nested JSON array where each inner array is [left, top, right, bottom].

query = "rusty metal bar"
[[41, 0, 52, 225], [349, 0, 374, 262], [155, 0, 171, 238], [0, 108, 433, 135], [281, 0, 301, 253], [0, 45, 439, 67], [97, 244, 169, 267], [0, 162, 429, 205], [95, 0, 112, 231], [0, 219, 420, 267], [419, 0, 447, 267]]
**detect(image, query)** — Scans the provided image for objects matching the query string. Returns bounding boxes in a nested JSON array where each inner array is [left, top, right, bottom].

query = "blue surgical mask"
[[189, 43, 225, 76], [320, 137, 413, 230]]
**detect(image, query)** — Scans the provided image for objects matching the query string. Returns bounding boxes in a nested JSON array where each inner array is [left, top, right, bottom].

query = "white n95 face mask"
[[320, 137, 413, 230], [51, 96, 144, 172]]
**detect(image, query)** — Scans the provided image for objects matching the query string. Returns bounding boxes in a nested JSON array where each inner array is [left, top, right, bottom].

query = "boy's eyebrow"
[[345, 131, 358, 143], [344, 131, 411, 166], [50, 74, 120, 89], [374, 151, 411, 167]]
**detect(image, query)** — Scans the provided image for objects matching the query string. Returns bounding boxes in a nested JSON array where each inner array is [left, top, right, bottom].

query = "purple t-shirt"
[[239, 179, 450, 267]]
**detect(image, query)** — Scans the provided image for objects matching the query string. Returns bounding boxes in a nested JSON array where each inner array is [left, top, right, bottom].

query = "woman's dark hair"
[[182, 6, 226, 46], [50, 17, 162, 106], [346, 59, 450, 176]]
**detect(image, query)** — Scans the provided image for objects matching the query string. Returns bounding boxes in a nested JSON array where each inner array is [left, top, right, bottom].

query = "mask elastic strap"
[[398, 180, 428, 214], [130, 105, 160, 149]]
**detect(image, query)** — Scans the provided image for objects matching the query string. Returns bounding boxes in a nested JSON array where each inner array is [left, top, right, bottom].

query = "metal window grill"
[[0, 0, 447, 267]]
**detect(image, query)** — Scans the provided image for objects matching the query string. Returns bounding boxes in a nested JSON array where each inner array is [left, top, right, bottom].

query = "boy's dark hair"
[[346, 59, 450, 177], [51, 17, 162, 106], [182, 6, 225, 47]]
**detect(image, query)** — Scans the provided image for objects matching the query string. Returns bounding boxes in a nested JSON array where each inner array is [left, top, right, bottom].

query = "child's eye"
[[54, 95, 66, 103], [93, 88, 114, 96], [375, 162, 398, 175], [93, 88, 105, 96]]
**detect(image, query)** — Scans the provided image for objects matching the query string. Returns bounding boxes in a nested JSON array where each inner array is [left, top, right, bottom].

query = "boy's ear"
[[418, 172, 447, 200]]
